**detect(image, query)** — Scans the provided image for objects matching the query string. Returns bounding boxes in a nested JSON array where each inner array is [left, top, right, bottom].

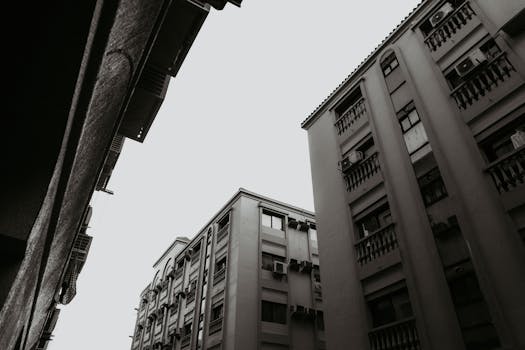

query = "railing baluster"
[[486, 147, 525, 193], [450, 52, 516, 109], [334, 98, 367, 136], [368, 318, 421, 350], [424, 2, 476, 52], [355, 223, 398, 265]]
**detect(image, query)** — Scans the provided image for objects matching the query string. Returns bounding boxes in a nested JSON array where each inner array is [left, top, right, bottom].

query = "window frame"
[[261, 210, 284, 231], [261, 300, 288, 324], [381, 52, 400, 77]]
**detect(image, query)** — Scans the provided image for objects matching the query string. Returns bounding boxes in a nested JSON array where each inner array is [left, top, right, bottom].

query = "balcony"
[[209, 317, 223, 335], [217, 223, 229, 242], [174, 268, 183, 280], [213, 268, 226, 285], [355, 223, 398, 266], [186, 289, 196, 303], [450, 52, 518, 113], [368, 318, 421, 350], [423, 2, 478, 56], [334, 98, 366, 136], [181, 334, 191, 348], [343, 152, 382, 201], [486, 146, 525, 193]]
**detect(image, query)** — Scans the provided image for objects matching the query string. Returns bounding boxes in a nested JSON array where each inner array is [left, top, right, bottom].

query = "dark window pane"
[[261, 301, 287, 324]]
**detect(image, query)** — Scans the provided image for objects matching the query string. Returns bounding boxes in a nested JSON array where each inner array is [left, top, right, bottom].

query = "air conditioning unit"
[[290, 304, 305, 314], [272, 261, 287, 276], [298, 221, 310, 232], [288, 218, 299, 229], [455, 49, 487, 77], [511, 130, 525, 149], [347, 150, 364, 163], [429, 2, 454, 27], [300, 260, 313, 274], [289, 258, 300, 271], [305, 308, 316, 319]]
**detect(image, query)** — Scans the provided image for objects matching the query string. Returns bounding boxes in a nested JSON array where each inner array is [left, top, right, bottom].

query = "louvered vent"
[[110, 134, 125, 153], [138, 65, 167, 97]]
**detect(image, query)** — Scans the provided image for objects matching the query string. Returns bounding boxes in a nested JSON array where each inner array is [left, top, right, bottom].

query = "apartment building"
[[130, 189, 323, 350], [301, 1, 525, 350]]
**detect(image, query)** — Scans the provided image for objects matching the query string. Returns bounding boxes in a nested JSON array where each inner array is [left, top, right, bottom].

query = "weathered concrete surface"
[[1, 0, 168, 348]]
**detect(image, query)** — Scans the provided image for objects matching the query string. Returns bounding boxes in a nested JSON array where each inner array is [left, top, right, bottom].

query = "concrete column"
[[401, 32, 525, 347], [307, 112, 370, 350], [364, 67, 465, 350]]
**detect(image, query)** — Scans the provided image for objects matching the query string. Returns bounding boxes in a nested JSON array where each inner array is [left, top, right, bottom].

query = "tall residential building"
[[130, 189, 323, 350], [1, 0, 242, 349], [301, 1, 525, 350]]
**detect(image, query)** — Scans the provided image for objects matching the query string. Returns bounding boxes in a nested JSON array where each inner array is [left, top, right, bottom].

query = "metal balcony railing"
[[486, 146, 525, 193], [369, 317, 421, 350], [424, 2, 476, 52], [209, 317, 223, 334], [334, 98, 366, 135], [355, 223, 398, 266], [451, 52, 516, 109], [344, 152, 381, 192], [213, 268, 226, 285]]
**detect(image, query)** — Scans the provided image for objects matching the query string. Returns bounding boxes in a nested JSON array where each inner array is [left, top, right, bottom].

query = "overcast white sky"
[[50, 1, 421, 349]]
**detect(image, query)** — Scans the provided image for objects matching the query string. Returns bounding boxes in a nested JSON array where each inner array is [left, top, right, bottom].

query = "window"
[[397, 103, 428, 154], [215, 256, 227, 272], [262, 210, 284, 230], [261, 252, 285, 271], [313, 265, 321, 283], [418, 168, 448, 206], [309, 225, 318, 243], [192, 242, 201, 261], [316, 311, 325, 330], [368, 288, 413, 328], [211, 303, 224, 321], [381, 53, 399, 76], [261, 301, 287, 324], [448, 272, 501, 350], [183, 322, 192, 336], [170, 303, 178, 316], [156, 313, 163, 326], [355, 203, 392, 239], [218, 215, 229, 230]]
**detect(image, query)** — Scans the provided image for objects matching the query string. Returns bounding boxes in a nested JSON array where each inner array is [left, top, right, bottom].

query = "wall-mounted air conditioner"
[[455, 48, 487, 77], [300, 260, 313, 274], [289, 258, 300, 271], [430, 2, 453, 27], [288, 218, 299, 229], [272, 261, 287, 276]]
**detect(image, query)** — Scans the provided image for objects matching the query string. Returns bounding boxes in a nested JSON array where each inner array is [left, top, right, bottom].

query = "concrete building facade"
[[130, 189, 323, 350], [301, 1, 525, 350]]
